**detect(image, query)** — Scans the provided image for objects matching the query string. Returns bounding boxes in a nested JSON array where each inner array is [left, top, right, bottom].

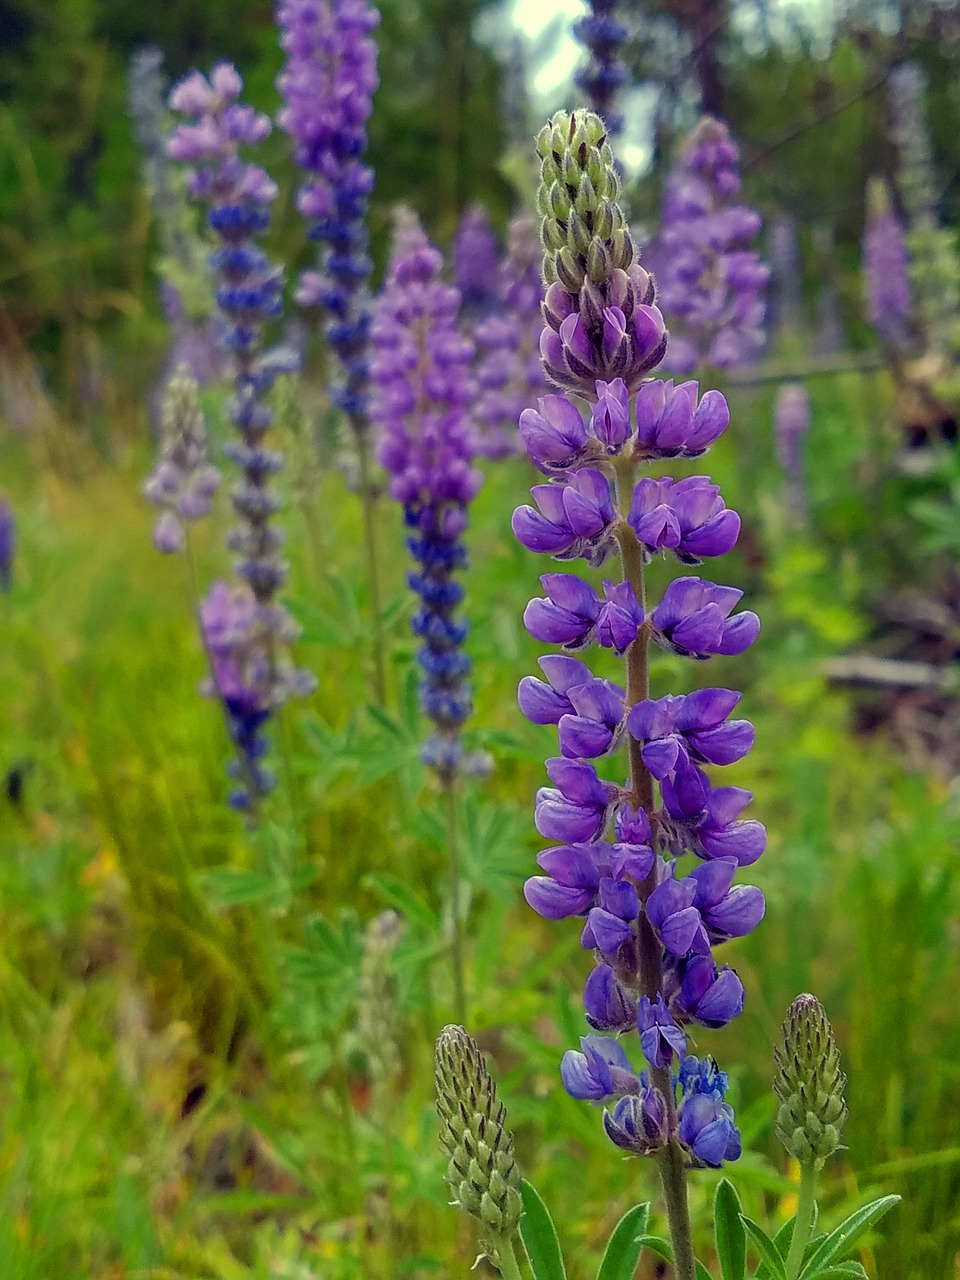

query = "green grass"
[[1, 366, 959, 1278]]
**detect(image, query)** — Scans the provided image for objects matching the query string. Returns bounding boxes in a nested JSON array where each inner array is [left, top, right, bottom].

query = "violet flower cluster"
[[144, 365, 221, 554], [515, 112, 765, 1169], [453, 206, 501, 318], [168, 63, 310, 808], [277, 0, 380, 423], [573, 0, 629, 137], [473, 216, 547, 459], [863, 178, 913, 349], [370, 216, 482, 781], [654, 117, 768, 374]]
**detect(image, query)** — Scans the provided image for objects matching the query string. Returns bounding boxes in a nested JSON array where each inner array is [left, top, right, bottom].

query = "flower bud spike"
[[774, 993, 848, 1166]]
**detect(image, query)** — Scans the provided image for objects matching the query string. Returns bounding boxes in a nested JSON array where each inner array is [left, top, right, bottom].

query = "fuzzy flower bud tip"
[[435, 1025, 523, 1249], [774, 993, 847, 1165]]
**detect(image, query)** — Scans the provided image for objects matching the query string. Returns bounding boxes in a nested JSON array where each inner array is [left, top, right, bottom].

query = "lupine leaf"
[[636, 1234, 714, 1280], [362, 872, 439, 932], [807, 1264, 868, 1279], [519, 1178, 567, 1280], [740, 1217, 787, 1280], [798, 1196, 900, 1278], [596, 1202, 650, 1280], [714, 1179, 746, 1280]]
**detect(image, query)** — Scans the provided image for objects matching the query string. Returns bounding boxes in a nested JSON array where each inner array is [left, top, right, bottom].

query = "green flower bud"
[[356, 910, 405, 1117], [774, 994, 848, 1166], [435, 1025, 523, 1259], [535, 109, 630, 292]]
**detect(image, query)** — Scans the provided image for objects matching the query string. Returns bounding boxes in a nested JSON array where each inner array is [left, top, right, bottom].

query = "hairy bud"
[[774, 993, 848, 1165]]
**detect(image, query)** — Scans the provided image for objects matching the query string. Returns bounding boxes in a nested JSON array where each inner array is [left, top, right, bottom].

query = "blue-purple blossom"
[[0, 499, 13, 592], [453, 205, 500, 316], [863, 182, 913, 348], [774, 383, 810, 481], [653, 117, 768, 373], [516, 111, 762, 1168], [370, 217, 481, 780], [573, 0, 629, 136]]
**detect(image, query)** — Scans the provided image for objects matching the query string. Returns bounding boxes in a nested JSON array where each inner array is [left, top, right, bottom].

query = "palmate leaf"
[[596, 1203, 650, 1280], [798, 1196, 900, 1278], [714, 1179, 746, 1280], [519, 1179, 567, 1280]]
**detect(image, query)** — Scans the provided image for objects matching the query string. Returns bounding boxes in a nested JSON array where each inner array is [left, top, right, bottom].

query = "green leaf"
[[596, 1203, 650, 1280], [714, 1179, 746, 1280], [362, 872, 439, 933], [636, 1235, 714, 1280], [741, 1217, 787, 1280], [799, 1196, 900, 1278], [519, 1179, 567, 1280], [195, 867, 277, 908], [757, 1205, 821, 1280], [806, 1264, 868, 1279]]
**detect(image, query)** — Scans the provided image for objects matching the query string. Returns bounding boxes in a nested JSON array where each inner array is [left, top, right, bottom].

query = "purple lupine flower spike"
[[774, 382, 810, 522], [144, 365, 220, 554], [453, 205, 500, 317], [277, 0, 380, 420], [515, 111, 765, 1178], [0, 498, 14, 592], [370, 214, 481, 781], [653, 117, 768, 373], [863, 176, 913, 349], [168, 62, 312, 808], [573, 0, 629, 137]]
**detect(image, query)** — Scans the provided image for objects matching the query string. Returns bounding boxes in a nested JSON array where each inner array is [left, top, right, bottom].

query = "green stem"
[[443, 776, 468, 1024], [495, 1237, 524, 1280], [353, 418, 388, 707], [785, 1159, 819, 1280]]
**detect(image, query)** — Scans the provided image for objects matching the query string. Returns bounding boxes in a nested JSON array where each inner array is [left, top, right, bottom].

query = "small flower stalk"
[[654, 117, 768, 373], [435, 1025, 523, 1276], [473, 215, 547, 459], [516, 110, 765, 1280], [573, 0, 629, 137], [773, 382, 810, 524], [167, 63, 312, 809], [357, 909, 405, 1116], [863, 177, 913, 351], [144, 365, 220, 554], [774, 993, 847, 1167], [0, 498, 14, 593]]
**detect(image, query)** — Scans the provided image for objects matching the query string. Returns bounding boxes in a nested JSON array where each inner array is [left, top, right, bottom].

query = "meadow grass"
[[1, 367, 959, 1278]]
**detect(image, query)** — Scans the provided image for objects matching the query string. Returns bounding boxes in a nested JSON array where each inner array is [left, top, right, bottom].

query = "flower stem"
[[785, 1159, 819, 1280], [443, 775, 468, 1024], [495, 1237, 524, 1280], [353, 414, 388, 707]]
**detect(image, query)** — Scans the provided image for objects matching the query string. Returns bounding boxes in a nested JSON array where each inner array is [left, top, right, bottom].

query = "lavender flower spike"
[[862, 176, 913, 349], [371, 214, 482, 781], [168, 62, 312, 807], [515, 112, 761, 1245], [144, 364, 220, 554], [573, 0, 629, 137], [654, 116, 768, 373], [277, 0, 380, 421]]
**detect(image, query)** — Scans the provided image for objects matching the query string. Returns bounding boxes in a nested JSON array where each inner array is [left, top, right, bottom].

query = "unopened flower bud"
[[774, 993, 847, 1165], [435, 1025, 523, 1258]]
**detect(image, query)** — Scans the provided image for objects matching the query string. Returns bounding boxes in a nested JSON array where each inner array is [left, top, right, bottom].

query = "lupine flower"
[[653, 116, 768, 373], [370, 216, 481, 781], [862, 177, 913, 348], [515, 111, 763, 1173], [473, 216, 547, 458], [768, 212, 803, 336], [277, 0, 380, 420], [0, 499, 14, 592], [453, 205, 500, 316], [573, 0, 629, 137], [774, 383, 809, 481], [168, 63, 311, 806], [144, 365, 220, 553]]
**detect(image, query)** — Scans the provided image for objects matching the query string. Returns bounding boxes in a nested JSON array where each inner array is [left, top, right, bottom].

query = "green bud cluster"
[[435, 1024, 522, 1255], [774, 993, 848, 1165], [535, 109, 635, 290]]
